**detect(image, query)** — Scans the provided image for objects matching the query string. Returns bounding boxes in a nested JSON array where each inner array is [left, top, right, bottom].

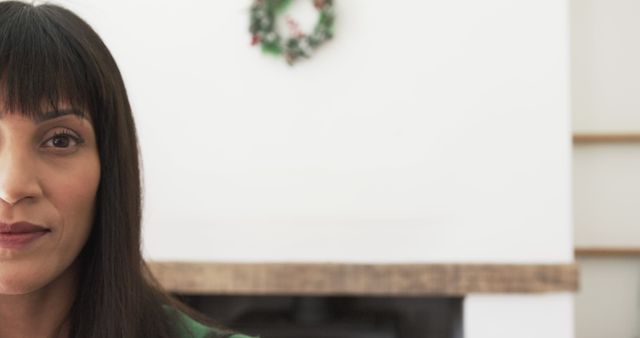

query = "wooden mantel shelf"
[[147, 262, 578, 296]]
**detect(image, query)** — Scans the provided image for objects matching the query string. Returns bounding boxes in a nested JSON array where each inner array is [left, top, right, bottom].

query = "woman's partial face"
[[0, 107, 100, 295]]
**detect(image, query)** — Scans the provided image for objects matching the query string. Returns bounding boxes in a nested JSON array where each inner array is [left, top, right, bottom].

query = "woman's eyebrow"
[[32, 108, 87, 123]]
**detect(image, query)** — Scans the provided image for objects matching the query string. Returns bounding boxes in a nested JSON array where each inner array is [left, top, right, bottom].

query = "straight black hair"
[[0, 2, 229, 337]]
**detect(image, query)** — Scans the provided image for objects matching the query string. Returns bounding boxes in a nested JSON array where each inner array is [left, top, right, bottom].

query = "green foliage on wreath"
[[249, 0, 335, 65]]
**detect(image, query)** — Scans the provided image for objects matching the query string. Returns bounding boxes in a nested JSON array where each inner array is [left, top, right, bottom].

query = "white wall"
[[56, 0, 572, 265], [571, 0, 640, 132], [465, 294, 574, 338], [574, 144, 640, 247], [51, 1, 573, 337], [576, 257, 640, 338]]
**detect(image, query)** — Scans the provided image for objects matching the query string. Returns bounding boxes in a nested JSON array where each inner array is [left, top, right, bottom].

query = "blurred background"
[[46, 0, 638, 337]]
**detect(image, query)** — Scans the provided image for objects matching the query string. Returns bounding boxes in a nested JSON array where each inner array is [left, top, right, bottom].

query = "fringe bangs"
[[0, 2, 95, 121]]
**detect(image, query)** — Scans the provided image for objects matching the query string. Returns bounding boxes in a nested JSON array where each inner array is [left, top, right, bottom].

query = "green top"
[[165, 306, 257, 338]]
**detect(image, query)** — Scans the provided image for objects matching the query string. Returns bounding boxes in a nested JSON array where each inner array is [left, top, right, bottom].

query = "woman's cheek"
[[46, 151, 100, 248], [64, 154, 99, 216]]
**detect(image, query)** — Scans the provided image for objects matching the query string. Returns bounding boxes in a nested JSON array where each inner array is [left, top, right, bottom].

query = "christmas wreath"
[[249, 0, 335, 65]]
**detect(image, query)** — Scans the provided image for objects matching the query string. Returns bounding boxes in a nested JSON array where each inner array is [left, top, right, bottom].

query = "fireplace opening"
[[176, 295, 463, 338]]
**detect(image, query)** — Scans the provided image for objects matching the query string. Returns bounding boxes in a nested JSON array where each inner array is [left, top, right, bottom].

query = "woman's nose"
[[0, 146, 42, 205]]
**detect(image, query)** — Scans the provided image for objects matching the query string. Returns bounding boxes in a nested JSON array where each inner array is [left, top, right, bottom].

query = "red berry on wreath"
[[251, 34, 261, 46]]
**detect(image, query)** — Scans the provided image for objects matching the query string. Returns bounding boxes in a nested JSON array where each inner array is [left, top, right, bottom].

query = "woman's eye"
[[51, 135, 73, 148], [42, 129, 83, 150]]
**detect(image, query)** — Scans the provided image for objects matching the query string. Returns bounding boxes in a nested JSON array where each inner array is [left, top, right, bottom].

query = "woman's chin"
[[0, 266, 53, 296], [0, 278, 41, 295]]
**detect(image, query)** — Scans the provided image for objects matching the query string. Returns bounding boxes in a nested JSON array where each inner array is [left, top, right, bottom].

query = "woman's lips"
[[0, 222, 50, 249]]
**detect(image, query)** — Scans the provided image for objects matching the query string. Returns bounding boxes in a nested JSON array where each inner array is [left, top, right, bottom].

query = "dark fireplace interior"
[[176, 294, 463, 338]]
